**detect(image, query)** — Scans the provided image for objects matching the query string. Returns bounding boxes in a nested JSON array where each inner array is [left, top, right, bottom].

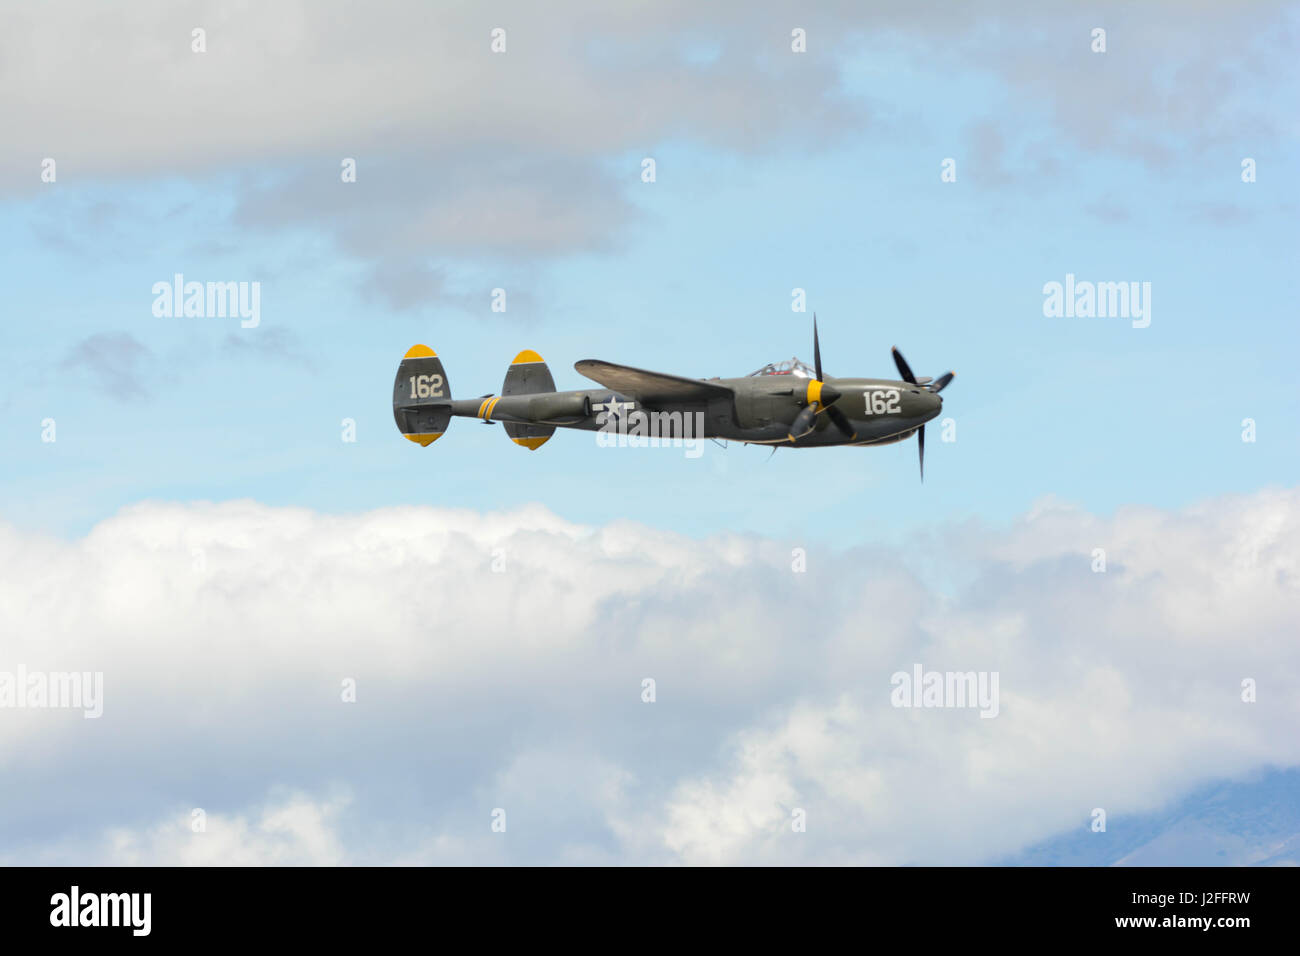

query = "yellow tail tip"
[[512, 435, 550, 450], [511, 349, 544, 365], [404, 344, 437, 359], [405, 431, 443, 447]]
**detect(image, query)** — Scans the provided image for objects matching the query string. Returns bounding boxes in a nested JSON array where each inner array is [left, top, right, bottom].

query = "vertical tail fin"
[[393, 345, 452, 446], [501, 349, 555, 450]]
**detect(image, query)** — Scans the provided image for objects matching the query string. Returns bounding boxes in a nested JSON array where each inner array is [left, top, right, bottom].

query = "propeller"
[[893, 346, 955, 394], [891, 346, 916, 385], [795, 326, 955, 461], [792, 316, 855, 441], [788, 403, 819, 441], [813, 315, 824, 380], [892, 346, 955, 481], [918, 421, 925, 483], [824, 402, 856, 439]]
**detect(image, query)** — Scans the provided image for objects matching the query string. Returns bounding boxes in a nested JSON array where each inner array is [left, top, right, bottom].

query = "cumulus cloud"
[[0, 488, 1296, 864], [4, 1, 1293, 299], [1, 0, 860, 279], [0, 2, 861, 178], [5, 1, 1288, 178], [3, 789, 351, 866]]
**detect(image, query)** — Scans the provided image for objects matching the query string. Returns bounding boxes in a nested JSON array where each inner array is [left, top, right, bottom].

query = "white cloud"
[[1, 0, 861, 271], [0, 490, 1296, 864], [0, 1, 859, 180], [5, 0, 1292, 284], [4, 789, 351, 866], [109, 790, 351, 866]]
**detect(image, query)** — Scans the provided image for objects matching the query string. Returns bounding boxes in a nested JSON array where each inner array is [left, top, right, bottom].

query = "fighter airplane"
[[392, 320, 955, 479]]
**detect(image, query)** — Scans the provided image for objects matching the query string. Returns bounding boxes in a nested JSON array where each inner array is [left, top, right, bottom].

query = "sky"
[[0, 1, 1297, 865]]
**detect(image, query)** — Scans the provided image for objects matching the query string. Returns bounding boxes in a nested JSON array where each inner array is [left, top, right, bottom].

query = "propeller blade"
[[813, 315, 824, 382], [891, 347, 917, 385], [931, 371, 955, 393], [788, 404, 818, 442], [826, 403, 857, 440], [918, 424, 925, 482]]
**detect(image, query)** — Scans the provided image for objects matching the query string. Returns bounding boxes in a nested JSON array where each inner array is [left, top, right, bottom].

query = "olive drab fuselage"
[[392, 325, 955, 474], [428, 376, 941, 448]]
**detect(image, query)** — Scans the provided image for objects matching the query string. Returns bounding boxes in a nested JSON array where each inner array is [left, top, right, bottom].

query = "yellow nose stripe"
[[806, 379, 824, 406]]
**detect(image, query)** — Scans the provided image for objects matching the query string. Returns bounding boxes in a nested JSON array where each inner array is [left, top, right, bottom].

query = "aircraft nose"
[[819, 383, 842, 406]]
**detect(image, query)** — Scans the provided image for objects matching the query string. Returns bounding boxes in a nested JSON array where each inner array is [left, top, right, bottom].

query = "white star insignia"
[[594, 394, 635, 421]]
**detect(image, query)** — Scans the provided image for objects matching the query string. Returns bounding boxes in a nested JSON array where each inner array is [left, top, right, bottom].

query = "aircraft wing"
[[574, 360, 734, 403]]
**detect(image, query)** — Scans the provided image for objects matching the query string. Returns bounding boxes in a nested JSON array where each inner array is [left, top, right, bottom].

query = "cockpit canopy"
[[747, 357, 817, 379]]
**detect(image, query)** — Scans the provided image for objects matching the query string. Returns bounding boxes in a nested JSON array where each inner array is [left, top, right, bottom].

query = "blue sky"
[[1, 1, 1298, 866], [2, 6, 1295, 551]]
